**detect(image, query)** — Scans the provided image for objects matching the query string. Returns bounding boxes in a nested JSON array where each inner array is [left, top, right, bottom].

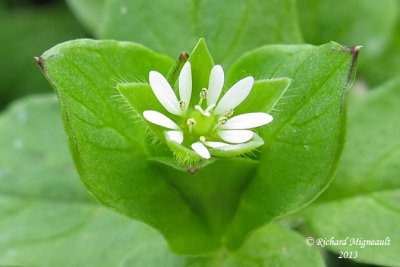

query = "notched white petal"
[[219, 130, 254, 143], [214, 76, 254, 115], [191, 142, 211, 159], [204, 141, 229, 148], [149, 71, 182, 116], [222, 112, 273, 130], [207, 65, 224, 107], [179, 61, 192, 106], [166, 130, 184, 144], [195, 105, 211, 117], [208, 134, 264, 157], [143, 110, 180, 130]]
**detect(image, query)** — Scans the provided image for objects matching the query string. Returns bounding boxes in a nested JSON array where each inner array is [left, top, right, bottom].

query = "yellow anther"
[[224, 109, 234, 117], [179, 100, 187, 110], [200, 88, 208, 99], [218, 116, 227, 125]]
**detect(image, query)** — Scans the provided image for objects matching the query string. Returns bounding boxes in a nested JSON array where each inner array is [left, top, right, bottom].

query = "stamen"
[[199, 136, 206, 142], [187, 118, 196, 132], [200, 88, 208, 99], [224, 109, 234, 117], [212, 116, 228, 132], [198, 88, 208, 105], [179, 100, 187, 111], [218, 116, 228, 125]]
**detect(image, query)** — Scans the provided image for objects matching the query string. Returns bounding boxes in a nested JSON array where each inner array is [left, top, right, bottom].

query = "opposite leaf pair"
[[39, 38, 354, 255]]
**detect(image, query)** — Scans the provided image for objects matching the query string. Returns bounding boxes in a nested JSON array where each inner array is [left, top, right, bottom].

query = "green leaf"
[[68, 0, 302, 66], [321, 77, 400, 201], [301, 78, 400, 266], [222, 224, 325, 267], [223, 42, 357, 249], [0, 95, 92, 202], [296, 0, 399, 86], [39, 39, 357, 254], [303, 189, 400, 266]]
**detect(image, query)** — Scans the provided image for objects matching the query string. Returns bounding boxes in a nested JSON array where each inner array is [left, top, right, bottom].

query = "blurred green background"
[[0, 0, 88, 110]]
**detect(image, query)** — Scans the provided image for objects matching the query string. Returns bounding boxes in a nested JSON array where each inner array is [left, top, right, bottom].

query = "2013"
[[338, 251, 358, 259]]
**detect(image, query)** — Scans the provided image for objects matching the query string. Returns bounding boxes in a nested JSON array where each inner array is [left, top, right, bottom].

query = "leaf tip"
[[348, 45, 362, 58], [346, 45, 361, 85], [35, 56, 47, 73], [179, 52, 190, 61]]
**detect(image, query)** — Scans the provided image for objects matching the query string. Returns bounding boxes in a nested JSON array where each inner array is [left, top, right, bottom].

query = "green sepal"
[[187, 38, 215, 106]]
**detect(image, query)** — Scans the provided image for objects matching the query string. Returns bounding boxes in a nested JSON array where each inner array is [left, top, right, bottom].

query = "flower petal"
[[149, 71, 182, 116], [221, 112, 273, 130], [207, 65, 224, 106], [191, 142, 211, 159], [219, 130, 254, 143], [204, 141, 230, 148], [208, 133, 264, 157], [166, 130, 184, 144], [143, 110, 180, 130], [214, 76, 254, 115], [179, 61, 192, 107], [195, 105, 211, 117]]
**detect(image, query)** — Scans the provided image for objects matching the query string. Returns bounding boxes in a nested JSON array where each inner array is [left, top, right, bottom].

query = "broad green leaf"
[[321, 77, 400, 201], [300, 78, 400, 266], [224, 42, 357, 249], [68, 0, 302, 66], [0, 4, 86, 110], [39, 39, 357, 254], [303, 189, 400, 266], [222, 224, 325, 267], [296, 0, 399, 86], [0, 95, 91, 202], [0, 95, 325, 266]]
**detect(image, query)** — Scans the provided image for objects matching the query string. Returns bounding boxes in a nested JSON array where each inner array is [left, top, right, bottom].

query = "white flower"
[[142, 62, 273, 160]]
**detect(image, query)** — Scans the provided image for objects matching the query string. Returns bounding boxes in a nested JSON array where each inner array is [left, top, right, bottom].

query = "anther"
[[218, 116, 227, 125], [198, 88, 208, 105], [224, 109, 234, 117], [200, 88, 208, 99], [179, 100, 187, 110], [199, 136, 206, 142]]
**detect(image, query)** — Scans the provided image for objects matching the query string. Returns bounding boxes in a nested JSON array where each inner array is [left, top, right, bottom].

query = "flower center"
[[190, 110, 215, 136]]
